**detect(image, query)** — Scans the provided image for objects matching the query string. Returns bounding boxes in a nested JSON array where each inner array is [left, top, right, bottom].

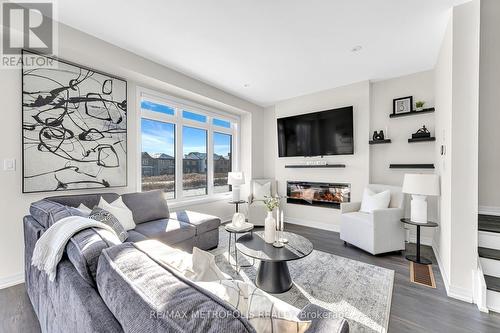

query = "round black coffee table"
[[236, 231, 313, 293]]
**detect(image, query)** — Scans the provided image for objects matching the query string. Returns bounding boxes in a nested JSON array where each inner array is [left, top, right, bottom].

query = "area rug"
[[211, 227, 394, 333]]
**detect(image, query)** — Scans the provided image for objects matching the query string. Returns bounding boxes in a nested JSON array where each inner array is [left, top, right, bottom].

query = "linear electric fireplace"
[[287, 181, 350, 209]]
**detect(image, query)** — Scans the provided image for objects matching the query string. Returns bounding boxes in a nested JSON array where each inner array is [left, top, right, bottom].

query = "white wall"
[[370, 71, 437, 244], [263, 81, 371, 231], [434, 0, 480, 302], [434, 12, 454, 292], [0, 23, 264, 288], [478, 0, 500, 214]]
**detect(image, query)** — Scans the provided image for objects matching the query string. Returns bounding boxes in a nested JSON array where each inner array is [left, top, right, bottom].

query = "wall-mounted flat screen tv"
[[277, 106, 354, 157]]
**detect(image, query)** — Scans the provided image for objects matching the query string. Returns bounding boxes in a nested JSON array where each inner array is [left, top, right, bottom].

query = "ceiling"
[[57, 0, 469, 106]]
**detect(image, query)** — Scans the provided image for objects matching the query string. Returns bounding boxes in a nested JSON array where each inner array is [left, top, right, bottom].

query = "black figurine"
[[412, 125, 431, 139], [373, 130, 385, 141]]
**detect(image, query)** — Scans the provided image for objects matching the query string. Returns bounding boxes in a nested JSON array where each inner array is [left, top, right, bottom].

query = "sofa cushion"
[[66, 228, 121, 287], [45, 193, 120, 209], [30, 199, 86, 229], [126, 230, 148, 242], [133, 218, 196, 245], [96, 242, 255, 333], [122, 190, 170, 224], [170, 210, 221, 235]]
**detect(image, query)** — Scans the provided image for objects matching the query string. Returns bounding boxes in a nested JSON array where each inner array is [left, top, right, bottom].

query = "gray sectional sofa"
[[24, 190, 349, 333]]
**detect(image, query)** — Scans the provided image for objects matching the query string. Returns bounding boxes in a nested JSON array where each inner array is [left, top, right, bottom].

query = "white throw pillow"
[[98, 197, 136, 231], [360, 188, 391, 213], [196, 279, 311, 333], [75, 203, 92, 216], [253, 181, 271, 200], [135, 241, 230, 281]]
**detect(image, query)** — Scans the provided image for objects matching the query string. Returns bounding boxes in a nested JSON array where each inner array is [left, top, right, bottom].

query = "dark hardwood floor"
[[2, 223, 500, 332]]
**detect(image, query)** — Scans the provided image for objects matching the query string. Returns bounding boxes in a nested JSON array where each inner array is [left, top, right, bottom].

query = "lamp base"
[[410, 194, 428, 223], [232, 187, 240, 202]]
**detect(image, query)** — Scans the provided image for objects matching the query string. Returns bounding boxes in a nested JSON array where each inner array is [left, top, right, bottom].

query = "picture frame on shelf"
[[393, 96, 413, 115]]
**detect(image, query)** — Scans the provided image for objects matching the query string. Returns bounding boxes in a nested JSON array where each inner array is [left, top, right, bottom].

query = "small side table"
[[228, 200, 247, 213], [401, 218, 438, 265], [225, 223, 254, 269]]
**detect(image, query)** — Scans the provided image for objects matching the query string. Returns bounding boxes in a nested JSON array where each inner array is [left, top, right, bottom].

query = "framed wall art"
[[22, 50, 127, 193]]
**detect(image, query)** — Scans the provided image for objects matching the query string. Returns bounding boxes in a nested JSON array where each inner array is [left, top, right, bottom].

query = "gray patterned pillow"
[[89, 207, 128, 242]]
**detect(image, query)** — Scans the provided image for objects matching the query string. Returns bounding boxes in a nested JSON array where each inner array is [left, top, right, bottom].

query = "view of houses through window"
[[140, 92, 235, 201]]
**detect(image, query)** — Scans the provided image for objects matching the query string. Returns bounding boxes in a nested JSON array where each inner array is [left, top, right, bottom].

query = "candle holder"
[[274, 197, 286, 247]]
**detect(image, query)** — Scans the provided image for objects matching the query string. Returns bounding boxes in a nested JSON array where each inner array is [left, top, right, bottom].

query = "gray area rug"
[[211, 227, 394, 333]]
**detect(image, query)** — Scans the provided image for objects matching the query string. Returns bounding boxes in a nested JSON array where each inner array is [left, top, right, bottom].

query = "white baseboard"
[[432, 241, 473, 303], [479, 206, 500, 216], [284, 217, 340, 233], [0, 272, 24, 289]]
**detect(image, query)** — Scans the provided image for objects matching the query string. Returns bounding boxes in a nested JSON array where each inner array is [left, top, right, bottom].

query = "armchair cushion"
[[253, 181, 271, 200], [360, 188, 390, 213]]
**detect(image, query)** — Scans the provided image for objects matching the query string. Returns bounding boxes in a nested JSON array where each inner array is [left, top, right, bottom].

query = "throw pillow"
[[360, 188, 391, 213], [89, 207, 128, 242], [189, 247, 230, 281], [75, 203, 92, 216], [253, 181, 271, 200], [196, 279, 311, 333], [134, 241, 230, 282], [98, 196, 136, 231]]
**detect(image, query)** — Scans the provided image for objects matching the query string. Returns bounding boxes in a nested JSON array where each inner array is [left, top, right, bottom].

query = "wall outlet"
[[3, 158, 16, 171]]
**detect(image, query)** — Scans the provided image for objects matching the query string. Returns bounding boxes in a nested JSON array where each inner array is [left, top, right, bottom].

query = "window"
[[139, 89, 238, 202], [140, 119, 176, 199], [213, 132, 232, 193], [183, 110, 207, 123], [183, 126, 207, 197]]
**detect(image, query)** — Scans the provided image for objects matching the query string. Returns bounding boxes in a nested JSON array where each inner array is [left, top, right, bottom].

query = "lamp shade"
[[228, 172, 245, 186], [402, 174, 440, 196]]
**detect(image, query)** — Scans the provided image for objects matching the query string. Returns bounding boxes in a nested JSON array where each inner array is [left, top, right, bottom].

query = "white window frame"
[[137, 87, 240, 207]]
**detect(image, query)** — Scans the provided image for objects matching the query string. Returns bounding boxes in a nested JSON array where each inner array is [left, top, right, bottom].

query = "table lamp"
[[402, 174, 440, 223], [228, 172, 245, 202]]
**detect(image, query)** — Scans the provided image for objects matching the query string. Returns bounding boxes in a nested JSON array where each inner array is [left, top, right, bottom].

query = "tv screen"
[[277, 106, 354, 157]]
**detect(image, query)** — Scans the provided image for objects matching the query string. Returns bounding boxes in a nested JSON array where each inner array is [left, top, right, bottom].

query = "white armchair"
[[247, 179, 277, 226], [340, 184, 405, 255]]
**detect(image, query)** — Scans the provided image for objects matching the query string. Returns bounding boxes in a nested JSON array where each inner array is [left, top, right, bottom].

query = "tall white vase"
[[264, 211, 276, 243]]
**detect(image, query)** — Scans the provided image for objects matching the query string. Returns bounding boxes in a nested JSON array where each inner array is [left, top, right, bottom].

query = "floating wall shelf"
[[389, 164, 435, 169], [285, 164, 346, 169], [369, 139, 391, 145], [389, 107, 435, 118], [408, 137, 436, 143]]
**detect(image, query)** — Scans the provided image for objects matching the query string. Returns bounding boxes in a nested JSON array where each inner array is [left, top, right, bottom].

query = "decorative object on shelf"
[[412, 125, 431, 139], [228, 172, 245, 202], [263, 196, 280, 243], [402, 174, 440, 223], [372, 130, 385, 141], [22, 50, 127, 193], [415, 101, 426, 111], [393, 96, 413, 115]]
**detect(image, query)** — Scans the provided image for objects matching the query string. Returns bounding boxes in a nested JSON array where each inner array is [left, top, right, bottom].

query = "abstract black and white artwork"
[[22, 51, 127, 193]]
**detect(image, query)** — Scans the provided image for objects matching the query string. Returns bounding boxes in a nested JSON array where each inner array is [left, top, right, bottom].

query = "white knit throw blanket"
[[32, 215, 121, 281]]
